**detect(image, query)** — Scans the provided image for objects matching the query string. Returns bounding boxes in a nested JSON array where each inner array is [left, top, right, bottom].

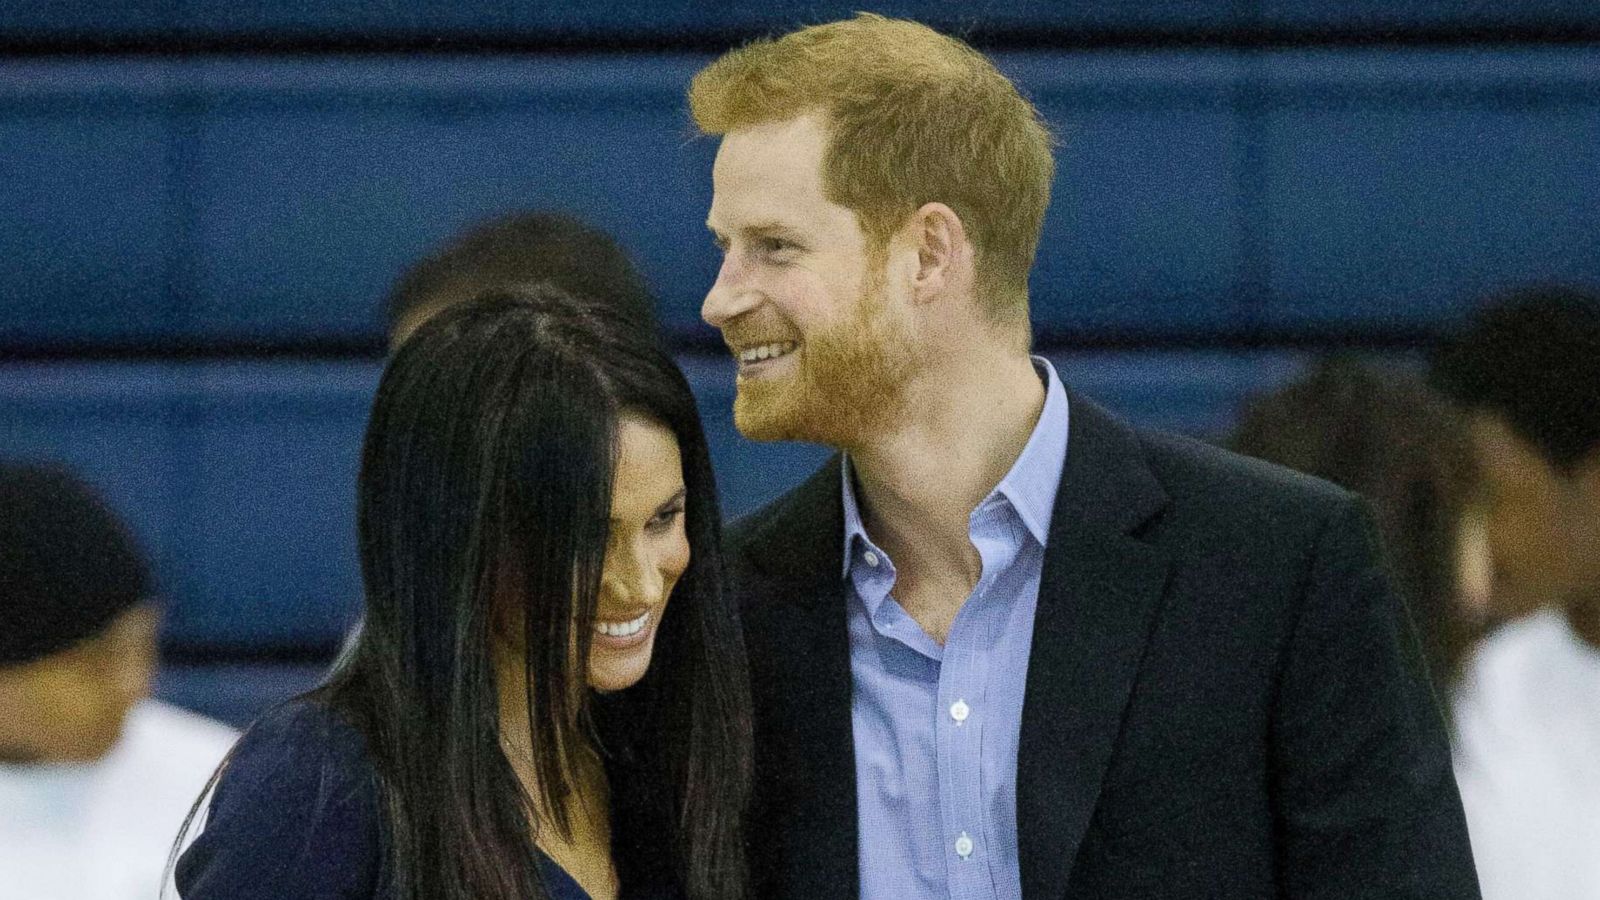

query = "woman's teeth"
[[595, 611, 650, 637], [739, 341, 797, 364]]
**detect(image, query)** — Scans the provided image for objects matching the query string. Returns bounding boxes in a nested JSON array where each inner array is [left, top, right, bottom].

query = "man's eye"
[[761, 238, 797, 256]]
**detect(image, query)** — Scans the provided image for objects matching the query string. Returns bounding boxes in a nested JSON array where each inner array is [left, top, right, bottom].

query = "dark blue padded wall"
[[0, 1, 1221, 39], [1256, 51, 1600, 329], [0, 352, 1306, 657], [4, 49, 1598, 347], [182, 57, 718, 342], [1255, 0, 1599, 28], [0, 56, 721, 344], [1009, 53, 1246, 333], [5, 1, 1597, 39], [1, 362, 376, 651], [0, 64, 178, 342]]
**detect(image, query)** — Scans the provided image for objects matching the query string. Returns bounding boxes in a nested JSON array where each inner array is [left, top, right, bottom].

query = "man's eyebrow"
[[706, 221, 804, 239], [744, 222, 805, 238]]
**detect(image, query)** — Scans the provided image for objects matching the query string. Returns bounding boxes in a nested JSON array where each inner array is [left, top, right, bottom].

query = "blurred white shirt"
[[1453, 609, 1600, 899], [0, 699, 238, 900]]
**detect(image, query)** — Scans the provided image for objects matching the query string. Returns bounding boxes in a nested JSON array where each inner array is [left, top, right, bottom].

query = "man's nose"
[[702, 253, 760, 329]]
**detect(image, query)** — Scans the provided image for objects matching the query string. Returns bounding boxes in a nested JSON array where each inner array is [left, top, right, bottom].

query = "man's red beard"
[[733, 277, 916, 450]]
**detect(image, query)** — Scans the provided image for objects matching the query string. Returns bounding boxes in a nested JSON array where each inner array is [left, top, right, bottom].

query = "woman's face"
[[586, 413, 691, 692]]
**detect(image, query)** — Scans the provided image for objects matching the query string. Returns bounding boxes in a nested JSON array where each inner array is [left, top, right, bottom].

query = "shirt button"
[[863, 550, 880, 567], [950, 700, 970, 723], [954, 832, 974, 859]]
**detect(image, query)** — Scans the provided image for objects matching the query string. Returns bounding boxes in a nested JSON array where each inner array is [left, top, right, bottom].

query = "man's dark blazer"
[[725, 392, 1480, 899]]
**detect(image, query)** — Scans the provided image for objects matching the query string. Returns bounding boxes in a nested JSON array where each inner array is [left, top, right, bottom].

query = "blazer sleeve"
[[1270, 497, 1481, 899], [175, 702, 384, 900]]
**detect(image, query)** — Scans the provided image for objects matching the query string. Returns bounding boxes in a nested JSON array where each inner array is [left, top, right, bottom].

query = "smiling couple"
[[173, 13, 1480, 900]]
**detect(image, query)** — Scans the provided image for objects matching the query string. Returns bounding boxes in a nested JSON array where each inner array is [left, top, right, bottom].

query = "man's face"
[[702, 114, 917, 448], [0, 605, 159, 763], [1469, 412, 1600, 614]]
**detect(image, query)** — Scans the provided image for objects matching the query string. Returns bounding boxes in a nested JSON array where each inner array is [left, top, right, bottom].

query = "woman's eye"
[[648, 506, 685, 531]]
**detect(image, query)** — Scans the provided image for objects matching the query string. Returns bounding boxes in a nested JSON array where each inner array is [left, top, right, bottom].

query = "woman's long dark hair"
[[174, 286, 751, 899]]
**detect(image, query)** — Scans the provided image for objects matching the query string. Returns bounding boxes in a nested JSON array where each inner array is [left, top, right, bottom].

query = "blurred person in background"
[[386, 210, 660, 348], [1430, 285, 1600, 899], [0, 462, 237, 900], [174, 288, 750, 900], [1230, 356, 1489, 713]]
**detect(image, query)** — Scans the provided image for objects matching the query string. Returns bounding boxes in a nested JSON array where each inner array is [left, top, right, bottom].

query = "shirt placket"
[[937, 638, 991, 899], [936, 506, 1010, 900]]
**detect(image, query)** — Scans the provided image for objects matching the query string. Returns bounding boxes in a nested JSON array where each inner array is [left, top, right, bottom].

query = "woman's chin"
[[587, 606, 663, 692], [586, 639, 658, 693]]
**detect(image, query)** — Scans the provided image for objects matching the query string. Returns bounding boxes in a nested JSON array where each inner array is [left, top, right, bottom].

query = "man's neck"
[[850, 352, 1046, 584]]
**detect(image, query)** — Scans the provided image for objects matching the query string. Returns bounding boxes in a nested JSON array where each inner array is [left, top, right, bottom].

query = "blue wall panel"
[[160, 364, 376, 648], [0, 65, 176, 343], [1257, 0, 1599, 29], [1011, 53, 1247, 332], [1049, 350, 1309, 436], [0, 0, 177, 36], [0, 362, 376, 651], [3, 50, 1597, 345], [4, 351, 1311, 657], [0, 53, 1256, 343], [6, 1, 1598, 40], [181, 57, 719, 341], [1257, 51, 1600, 329], [0, 364, 182, 572], [0, 2, 1260, 41]]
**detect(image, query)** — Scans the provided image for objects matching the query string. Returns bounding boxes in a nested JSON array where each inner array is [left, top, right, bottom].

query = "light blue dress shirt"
[[844, 357, 1070, 900]]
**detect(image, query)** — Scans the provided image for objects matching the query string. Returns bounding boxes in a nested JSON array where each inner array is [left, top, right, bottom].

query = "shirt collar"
[[840, 355, 1071, 576], [993, 356, 1070, 546], [841, 453, 872, 578]]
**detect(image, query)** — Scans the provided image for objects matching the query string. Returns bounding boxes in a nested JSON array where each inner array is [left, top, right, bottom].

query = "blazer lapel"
[[1018, 394, 1172, 900], [738, 457, 860, 899]]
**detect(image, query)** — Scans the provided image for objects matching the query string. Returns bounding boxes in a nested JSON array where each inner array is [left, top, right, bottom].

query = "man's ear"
[[907, 202, 970, 304]]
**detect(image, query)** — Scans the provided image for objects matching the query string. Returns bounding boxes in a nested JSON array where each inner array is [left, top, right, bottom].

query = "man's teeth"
[[595, 611, 650, 638], [738, 341, 797, 364]]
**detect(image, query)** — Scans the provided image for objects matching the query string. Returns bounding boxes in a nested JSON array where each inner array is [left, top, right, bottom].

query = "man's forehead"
[[713, 116, 826, 182], [708, 167, 824, 235]]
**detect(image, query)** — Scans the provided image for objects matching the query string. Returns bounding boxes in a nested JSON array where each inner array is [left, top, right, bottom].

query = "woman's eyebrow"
[[609, 487, 687, 525]]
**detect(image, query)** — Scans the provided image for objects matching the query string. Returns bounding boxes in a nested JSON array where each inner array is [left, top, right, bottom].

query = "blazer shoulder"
[[1121, 424, 1383, 571], [176, 697, 384, 899], [221, 697, 377, 803], [1137, 425, 1357, 526], [724, 454, 841, 562]]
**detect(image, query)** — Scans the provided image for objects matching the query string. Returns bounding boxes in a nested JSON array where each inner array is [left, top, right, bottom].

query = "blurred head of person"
[[1231, 357, 1484, 697], [386, 211, 659, 349], [690, 13, 1055, 447], [0, 463, 159, 764], [313, 287, 747, 899], [1431, 286, 1600, 637]]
